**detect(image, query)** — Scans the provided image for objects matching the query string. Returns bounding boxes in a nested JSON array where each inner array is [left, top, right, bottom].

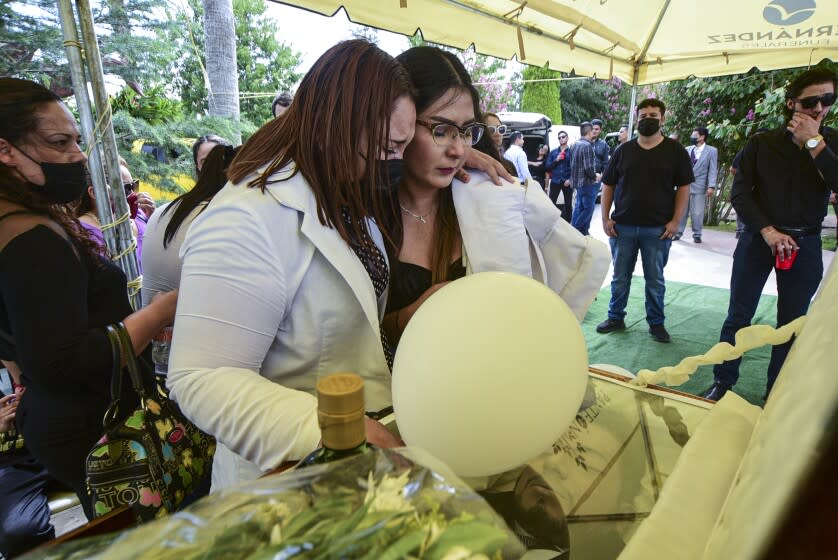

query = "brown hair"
[[228, 40, 414, 249], [0, 77, 101, 258]]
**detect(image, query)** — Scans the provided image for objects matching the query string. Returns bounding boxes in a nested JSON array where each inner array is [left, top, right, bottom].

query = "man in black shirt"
[[597, 98, 693, 343], [703, 67, 838, 401]]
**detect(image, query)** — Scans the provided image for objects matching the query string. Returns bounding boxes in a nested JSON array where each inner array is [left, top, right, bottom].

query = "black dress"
[[387, 259, 466, 314], [0, 222, 135, 518], [529, 157, 547, 189]]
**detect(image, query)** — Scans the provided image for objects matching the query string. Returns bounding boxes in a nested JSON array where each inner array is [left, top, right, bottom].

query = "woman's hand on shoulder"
[[456, 149, 514, 186]]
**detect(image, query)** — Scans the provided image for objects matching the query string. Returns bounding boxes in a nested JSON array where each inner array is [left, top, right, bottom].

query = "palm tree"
[[202, 0, 241, 143]]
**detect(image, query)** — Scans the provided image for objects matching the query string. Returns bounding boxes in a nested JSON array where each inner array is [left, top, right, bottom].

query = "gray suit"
[[678, 143, 718, 238]]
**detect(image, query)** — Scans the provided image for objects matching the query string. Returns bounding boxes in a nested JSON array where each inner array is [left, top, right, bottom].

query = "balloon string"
[[630, 316, 807, 387]]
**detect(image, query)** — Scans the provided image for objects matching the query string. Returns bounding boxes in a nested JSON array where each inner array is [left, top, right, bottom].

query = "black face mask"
[[689, 137, 699, 146], [374, 159, 404, 192], [14, 145, 88, 204], [636, 118, 661, 137]]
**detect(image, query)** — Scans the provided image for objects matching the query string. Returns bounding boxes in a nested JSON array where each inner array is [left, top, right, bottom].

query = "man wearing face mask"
[[597, 98, 693, 344], [676, 127, 718, 243], [703, 67, 838, 401]]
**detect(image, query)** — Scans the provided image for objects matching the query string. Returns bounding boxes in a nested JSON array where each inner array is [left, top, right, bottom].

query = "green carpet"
[[581, 277, 779, 405]]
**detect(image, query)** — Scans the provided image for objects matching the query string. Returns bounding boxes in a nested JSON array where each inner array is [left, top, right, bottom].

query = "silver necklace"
[[400, 203, 430, 224]]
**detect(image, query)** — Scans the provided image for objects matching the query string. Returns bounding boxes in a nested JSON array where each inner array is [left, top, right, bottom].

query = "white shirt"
[[167, 163, 391, 491], [504, 143, 533, 182], [453, 173, 610, 321], [141, 200, 209, 307]]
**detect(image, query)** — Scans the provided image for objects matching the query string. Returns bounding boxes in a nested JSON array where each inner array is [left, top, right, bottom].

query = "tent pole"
[[627, 68, 638, 136], [56, 0, 108, 234], [57, 0, 141, 309], [76, 0, 141, 309]]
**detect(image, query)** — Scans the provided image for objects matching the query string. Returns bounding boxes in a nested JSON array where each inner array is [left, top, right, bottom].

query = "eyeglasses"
[[416, 120, 485, 147], [558, 134, 568, 140], [795, 92, 837, 109], [487, 124, 508, 135], [123, 179, 140, 195]]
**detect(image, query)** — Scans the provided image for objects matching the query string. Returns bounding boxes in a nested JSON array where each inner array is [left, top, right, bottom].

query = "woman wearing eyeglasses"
[[166, 41, 419, 491], [382, 46, 610, 348]]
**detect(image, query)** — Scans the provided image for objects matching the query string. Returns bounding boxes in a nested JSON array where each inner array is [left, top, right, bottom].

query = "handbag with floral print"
[[85, 323, 215, 522]]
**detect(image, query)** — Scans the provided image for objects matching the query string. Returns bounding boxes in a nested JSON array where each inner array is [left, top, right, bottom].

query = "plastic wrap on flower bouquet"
[[22, 448, 525, 560]]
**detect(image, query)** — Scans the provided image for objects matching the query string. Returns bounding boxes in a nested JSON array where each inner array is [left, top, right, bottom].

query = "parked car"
[[497, 111, 552, 161]]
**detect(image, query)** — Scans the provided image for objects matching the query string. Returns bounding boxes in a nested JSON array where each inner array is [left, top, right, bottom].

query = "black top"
[[592, 138, 610, 173], [386, 259, 466, 314], [731, 148, 744, 171], [0, 225, 131, 408], [528, 157, 546, 185], [731, 126, 838, 232], [602, 138, 694, 226]]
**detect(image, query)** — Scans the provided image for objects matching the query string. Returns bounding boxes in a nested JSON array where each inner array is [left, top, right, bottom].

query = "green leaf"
[[424, 521, 509, 560], [375, 528, 427, 560]]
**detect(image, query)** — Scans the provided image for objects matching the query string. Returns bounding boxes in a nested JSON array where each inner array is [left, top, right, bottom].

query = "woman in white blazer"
[[383, 46, 610, 347], [166, 41, 415, 491]]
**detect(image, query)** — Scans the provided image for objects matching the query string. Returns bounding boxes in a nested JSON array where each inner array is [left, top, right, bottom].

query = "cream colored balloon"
[[392, 272, 589, 477]]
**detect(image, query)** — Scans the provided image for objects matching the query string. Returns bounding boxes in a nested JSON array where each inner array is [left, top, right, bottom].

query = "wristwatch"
[[805, 134, 823, 149]]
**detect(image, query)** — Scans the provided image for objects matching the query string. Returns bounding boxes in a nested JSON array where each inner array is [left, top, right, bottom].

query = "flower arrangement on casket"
[[23, 448, 522, 560]]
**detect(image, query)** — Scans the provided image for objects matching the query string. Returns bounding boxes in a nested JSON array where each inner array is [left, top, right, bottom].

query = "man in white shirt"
[[676, 126, 718, 242], [504, 131, 533, 182]]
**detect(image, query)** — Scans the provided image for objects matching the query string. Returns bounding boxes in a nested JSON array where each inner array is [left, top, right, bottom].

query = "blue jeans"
[[571, 183, 598, 235], [713, 229, 823, 393], [607, 224, 672, 326], [0, 454, 55, 558]]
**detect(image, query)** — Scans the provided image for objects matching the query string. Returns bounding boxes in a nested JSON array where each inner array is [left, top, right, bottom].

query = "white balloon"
[[393, 272, 589, 477]]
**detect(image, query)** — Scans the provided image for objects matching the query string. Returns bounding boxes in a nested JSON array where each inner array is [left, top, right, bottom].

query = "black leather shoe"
[[693, 236, 702, 243], [673, 233, 682, 241], [648, 324, 671, 343], [596, 318, 626, 333], [700, 382, 732, 401]]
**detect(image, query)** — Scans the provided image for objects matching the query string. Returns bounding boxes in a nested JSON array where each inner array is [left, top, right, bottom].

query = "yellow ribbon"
[[631, 316, 807, 387]]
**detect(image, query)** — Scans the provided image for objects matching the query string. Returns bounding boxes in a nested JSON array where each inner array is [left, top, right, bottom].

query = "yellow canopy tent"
[[270, 0, 837, 85]]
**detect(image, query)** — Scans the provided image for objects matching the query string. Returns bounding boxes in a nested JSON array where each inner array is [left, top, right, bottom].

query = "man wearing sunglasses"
[[545, 131, 573, 222], [704, 67, 838, 402]]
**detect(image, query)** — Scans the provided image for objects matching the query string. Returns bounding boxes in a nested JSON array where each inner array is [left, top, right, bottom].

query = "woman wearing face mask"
[[382, 47, 610, 348], [167, 40, 413, 491], [0, 78, 178, 518]]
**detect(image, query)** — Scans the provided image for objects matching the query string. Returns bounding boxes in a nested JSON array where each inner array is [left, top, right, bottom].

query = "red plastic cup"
[[775, 249, 798, 270]]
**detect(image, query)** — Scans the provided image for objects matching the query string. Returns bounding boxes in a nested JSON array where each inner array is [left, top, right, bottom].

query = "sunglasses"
[[558, 134, 568, 140], [795, 92, 837, 109], [487, 124, 508, 135], [123, 179, 140, 195]]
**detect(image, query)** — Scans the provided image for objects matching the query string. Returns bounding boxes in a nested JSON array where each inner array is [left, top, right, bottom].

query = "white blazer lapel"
[[264, 173, 382, 334]]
